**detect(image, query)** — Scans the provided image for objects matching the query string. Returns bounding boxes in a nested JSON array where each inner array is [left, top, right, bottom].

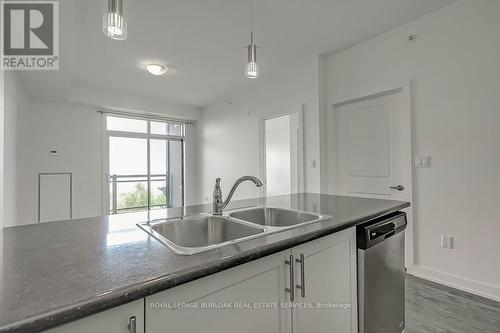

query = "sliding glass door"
[[105, 115, 185, 214]]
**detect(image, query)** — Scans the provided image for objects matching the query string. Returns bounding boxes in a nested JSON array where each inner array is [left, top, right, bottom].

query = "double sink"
[[138, 207, 330, 255]]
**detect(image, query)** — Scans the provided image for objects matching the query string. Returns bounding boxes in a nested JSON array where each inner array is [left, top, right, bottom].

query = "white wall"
[[3, 73, 97, 226], [70, 85, 202, 122], [3, 72, 30, 226], [14, 100, 103, 226], [0, 69, 4, 228], [197, 56, 321, 203], [323, 0, 500, 300]]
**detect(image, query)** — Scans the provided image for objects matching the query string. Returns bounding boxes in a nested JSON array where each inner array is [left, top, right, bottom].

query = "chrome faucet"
[[213, 176, 263, 215]]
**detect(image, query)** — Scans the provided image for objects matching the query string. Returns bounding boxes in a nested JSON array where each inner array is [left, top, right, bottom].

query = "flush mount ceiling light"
[[145, 64, 168, 76], [103, 0, 127, 40], [245, 0, 259, 79]]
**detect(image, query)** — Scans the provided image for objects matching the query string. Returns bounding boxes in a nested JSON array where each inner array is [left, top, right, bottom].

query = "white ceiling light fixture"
[[145, 64, 168, 76], [103, 0, 127, 40], [245, 0, 259, 79]]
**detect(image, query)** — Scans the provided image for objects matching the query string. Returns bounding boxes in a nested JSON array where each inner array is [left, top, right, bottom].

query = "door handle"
[[389, 185, 404, 191], [285, 255, 295, 302], [128, 316, 136, 333], [295, 253, 306, 298]]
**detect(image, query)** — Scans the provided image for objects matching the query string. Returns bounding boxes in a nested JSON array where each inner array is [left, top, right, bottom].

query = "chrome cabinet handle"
[[389, 185, 404, 191], [128, 316, 136, 333], [285, 255, 295, 302], [295, 253, 306, 298]]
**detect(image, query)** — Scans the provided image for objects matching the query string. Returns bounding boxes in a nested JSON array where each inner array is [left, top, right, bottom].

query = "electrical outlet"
[[441, 235, 454, 249]]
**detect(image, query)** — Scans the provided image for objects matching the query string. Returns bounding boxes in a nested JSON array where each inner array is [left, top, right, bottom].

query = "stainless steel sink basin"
[[138, 215, 265, 255], [139, 207, 331, 255], [229, 207, 324, 227]]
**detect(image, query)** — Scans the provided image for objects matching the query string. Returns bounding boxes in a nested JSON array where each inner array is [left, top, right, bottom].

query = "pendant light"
[[245, 0, 259, 79], [103, 0, 127, 40]]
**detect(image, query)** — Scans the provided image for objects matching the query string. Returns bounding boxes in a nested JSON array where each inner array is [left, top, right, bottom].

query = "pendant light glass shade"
[[103, 0, 127, 40], [246, 42, 259, 79]]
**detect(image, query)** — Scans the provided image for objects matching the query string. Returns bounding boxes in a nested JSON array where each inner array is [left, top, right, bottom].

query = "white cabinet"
[[44, 299, 144, 333], [292, 228, 358, 333], [146, 227, 357, 333], [146, 250, 292, 333]]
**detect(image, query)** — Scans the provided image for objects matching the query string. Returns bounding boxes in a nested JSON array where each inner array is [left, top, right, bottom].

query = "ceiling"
[[17, 0, 456, 109]]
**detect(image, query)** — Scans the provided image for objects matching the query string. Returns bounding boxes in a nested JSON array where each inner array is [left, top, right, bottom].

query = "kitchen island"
[[0, 193, 409, 333]]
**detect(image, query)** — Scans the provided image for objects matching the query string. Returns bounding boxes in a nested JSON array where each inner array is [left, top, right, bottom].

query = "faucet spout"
[[213, 176, 263, 215]]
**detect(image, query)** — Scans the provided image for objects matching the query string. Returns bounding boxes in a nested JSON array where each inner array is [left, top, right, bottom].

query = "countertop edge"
[[2, 201, 410, 333]]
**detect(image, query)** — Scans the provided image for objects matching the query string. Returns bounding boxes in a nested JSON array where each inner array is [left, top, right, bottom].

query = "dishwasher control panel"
[[357, 212, 407, 249]]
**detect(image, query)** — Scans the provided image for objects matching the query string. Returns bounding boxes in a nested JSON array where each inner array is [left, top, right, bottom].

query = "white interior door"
[[331, 88, 413, 270], [334, 91, 410, 201]]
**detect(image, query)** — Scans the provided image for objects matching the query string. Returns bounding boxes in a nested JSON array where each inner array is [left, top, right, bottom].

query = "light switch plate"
[[415, 155, 431, 168], [441, 235, 454, 249]]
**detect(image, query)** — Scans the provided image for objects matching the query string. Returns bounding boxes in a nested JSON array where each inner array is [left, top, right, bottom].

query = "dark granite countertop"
[[0, 193, 410, 333]]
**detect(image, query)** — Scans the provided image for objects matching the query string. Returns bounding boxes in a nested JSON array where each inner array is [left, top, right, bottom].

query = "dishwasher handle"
[[369, 224, 396, 241]]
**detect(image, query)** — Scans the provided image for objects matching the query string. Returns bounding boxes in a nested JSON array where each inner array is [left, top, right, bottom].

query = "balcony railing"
[[109, 174, 170, 214]]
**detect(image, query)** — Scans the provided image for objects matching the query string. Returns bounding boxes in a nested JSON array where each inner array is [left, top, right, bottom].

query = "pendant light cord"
[[250, 0, 254, 43]]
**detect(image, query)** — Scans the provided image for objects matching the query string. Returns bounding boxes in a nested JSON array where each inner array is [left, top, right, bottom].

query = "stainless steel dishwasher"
[[357, 212, 407, 333]]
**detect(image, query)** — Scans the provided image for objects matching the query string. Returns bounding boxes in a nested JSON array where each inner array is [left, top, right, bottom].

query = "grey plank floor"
[[406, 274, 500, 333]]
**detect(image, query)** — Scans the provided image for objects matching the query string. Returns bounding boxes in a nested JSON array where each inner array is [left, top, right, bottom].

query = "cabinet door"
[[44, 299, 144, 333], [146, 250, 292, 333], [292, 228, 357, 333]]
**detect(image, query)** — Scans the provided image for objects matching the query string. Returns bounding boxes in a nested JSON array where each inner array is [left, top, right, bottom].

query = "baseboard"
[[411, 265, 500, 302]]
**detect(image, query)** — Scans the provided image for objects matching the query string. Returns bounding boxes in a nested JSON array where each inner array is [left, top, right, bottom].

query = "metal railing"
[[109, 174, 170, 214]]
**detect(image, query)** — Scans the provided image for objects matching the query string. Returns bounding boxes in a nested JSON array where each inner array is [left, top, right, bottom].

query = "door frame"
[[327, 82, 415, 273], [258, 105, 304, 197]]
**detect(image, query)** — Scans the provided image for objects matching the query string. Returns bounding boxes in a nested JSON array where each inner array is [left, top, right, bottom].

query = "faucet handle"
[[214, 178, 221, 191], [213, 178, 222, 198], [213, 178, 223, 215]]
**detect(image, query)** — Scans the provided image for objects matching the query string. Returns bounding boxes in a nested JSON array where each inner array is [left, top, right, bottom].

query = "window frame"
[[102, 114, 186, 215]]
